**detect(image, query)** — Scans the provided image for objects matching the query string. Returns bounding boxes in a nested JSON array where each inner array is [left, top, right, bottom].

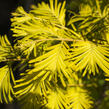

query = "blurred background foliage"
[[0, 0, 109, 109]]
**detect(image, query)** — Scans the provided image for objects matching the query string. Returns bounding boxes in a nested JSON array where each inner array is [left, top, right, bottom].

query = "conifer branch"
[[0, 58, 26, 62], [34, 38, 83, 42]]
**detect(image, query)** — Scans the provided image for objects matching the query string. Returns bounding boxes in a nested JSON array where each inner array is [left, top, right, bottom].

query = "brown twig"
[[0, 58, 26, 62], [34, 38, 83, 42]]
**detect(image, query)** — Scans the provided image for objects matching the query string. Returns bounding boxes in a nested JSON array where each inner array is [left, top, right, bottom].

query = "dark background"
[[0, 0, 34, 36]]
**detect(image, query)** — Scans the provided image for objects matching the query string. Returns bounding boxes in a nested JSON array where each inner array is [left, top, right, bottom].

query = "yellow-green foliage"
[[0, 35, 15, 103], [0, 0, 109, 109]]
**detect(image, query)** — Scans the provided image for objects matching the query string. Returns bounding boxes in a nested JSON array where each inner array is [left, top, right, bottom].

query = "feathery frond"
[[69, 41, 109, 76], [11, 0, 80, 58], [16, 82, 49, 109], [11, 0, 68, 39], [31, 0, 66, 26], [45, 87, 69, 109], [66, 86, 93, 109], [0, 35, 15, 61], [0, 65, 15, 103], [27, 43, 73, 87], [14, 43, 73, 96], [68, 1, 109, 42]]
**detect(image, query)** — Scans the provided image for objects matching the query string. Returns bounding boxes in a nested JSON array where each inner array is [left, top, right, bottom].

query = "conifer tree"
[[0, 0, 109, 109]]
